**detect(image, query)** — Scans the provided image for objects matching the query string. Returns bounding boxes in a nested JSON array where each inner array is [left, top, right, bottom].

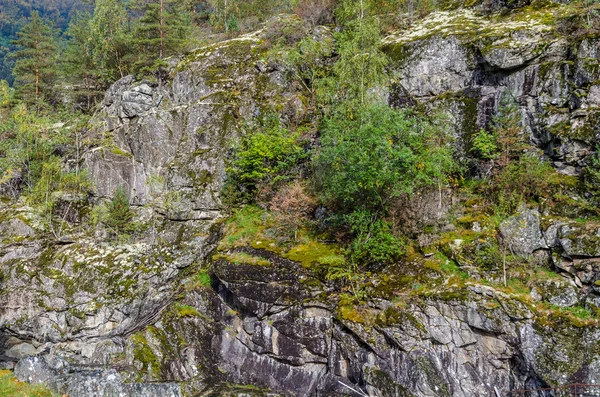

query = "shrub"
[[226, 118, 306, 204], [492, 154, 557, 215], [269, 180, 317, 240], [344, 210, 405, 266], [104, 186, 134, 233], [294, 0, 336, 26], [314, 104, 458, 214], [282, 34, 335, 97], [471, 128, 498, 160]]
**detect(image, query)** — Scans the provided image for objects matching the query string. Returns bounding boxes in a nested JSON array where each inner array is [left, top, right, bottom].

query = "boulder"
[[121, 84, 156, 118], [499, 208, 546, 256], [5, 343, 36, 360]]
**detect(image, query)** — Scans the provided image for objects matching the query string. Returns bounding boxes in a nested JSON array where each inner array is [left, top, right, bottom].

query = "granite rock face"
[[1, 6, 600, 397], [384, 8, 599, 172]]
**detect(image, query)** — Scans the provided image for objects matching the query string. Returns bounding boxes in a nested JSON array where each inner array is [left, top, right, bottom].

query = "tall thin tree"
[[11, 11, 58, 106], [132, 0, 190, 84]]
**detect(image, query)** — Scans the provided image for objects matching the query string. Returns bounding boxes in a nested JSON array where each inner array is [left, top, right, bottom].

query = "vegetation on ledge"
[[0, 370, 57, 397]]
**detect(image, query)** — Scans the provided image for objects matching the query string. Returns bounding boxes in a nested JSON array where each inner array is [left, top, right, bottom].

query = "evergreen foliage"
[[10, 12, 58, 106], [492, 92, 526, 168], [89, 0, 132, 87], [105, 186, 134, 232], [63, 11, 101, 111], [132, 0, 191, 79]]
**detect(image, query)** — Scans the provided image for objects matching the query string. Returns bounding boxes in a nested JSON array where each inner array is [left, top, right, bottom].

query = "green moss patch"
[[214, 251, 271, 267], [0, 370, 57, 397]]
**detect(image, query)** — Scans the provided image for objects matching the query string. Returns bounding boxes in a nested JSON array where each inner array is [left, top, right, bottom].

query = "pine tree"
[[11, 11, 58, 106], [105, 186, 134, 233], [132, 0, 190, 81], [492, 92, 526, 168]]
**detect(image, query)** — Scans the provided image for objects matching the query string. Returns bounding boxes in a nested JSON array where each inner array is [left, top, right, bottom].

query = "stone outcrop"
[[384, 8, 600, 172], [1, 5, 600, 397]]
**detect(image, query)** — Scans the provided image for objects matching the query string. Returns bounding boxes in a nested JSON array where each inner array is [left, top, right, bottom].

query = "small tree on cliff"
[[492, 92, 526, 168], [89, 0, 133, 87], [105, 186, 134, 233]]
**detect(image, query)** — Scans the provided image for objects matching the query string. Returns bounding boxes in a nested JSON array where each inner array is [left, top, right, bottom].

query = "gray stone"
[[500, 208, 546, 256], [5, 343, 36, 359], [14, 356, 55, 384], [121, 84, 155, 118], [543, 281, 579, 307], [482, 30, 543, 70]]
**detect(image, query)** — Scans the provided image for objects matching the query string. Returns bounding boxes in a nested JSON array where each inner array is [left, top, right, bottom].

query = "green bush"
[[226, 117, 306, 203], [104, 186, 134, 233], [314, 104, 458, 214], [492, 154, 557, 215], [344, 210, 405, 265], [471, 128, 498, 160], [313, 104, 459, 270]]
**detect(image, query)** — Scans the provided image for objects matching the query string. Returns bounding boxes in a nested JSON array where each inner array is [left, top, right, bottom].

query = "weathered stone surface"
[[499, 208, 546, 256], [121, 84, 157, 118], [3, 7, 600, 397], [5, 343, 36, 359], [383, 9, 600, 170]]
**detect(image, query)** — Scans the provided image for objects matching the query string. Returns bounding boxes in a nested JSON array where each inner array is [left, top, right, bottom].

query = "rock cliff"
[[2, 3, 600, 396]]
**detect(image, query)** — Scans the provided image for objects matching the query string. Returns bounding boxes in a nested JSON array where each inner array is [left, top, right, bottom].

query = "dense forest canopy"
[[0, 0, 89, 84]]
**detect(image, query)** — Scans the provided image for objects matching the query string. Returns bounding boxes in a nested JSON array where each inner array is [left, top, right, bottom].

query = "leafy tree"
[[89, 0, 132, 86], [0, 104, 76, 196], [314, 104, 456, 214], [132, 0, 191, 80], [283, 33, 335, 98], [28, 156, 91, 236], [11, 11, 58, 106], [319, 0, 388, 108], [313, 105, 458, 267], [62, 11, 102, 111]]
